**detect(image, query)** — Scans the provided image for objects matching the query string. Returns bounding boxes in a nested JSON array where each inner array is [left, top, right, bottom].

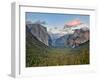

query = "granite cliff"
[[26, 23, 49, 46]]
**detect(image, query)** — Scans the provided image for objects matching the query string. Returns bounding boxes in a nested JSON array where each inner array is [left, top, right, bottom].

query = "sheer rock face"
[[26, 23, 49, 46], [54, 28, 89, 48], [67, 28, 89, 48]]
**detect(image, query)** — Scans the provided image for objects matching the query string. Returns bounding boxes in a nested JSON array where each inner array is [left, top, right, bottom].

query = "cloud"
[[64, 20, 81, 27]]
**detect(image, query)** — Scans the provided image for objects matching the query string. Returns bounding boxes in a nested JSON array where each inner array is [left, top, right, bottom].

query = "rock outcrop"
[[67, 28, 89, 48], [26, 23, 49, 46], [54, 28, 89, 48]]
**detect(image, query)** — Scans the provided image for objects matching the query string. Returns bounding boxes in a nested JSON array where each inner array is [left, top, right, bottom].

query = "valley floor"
[[26, 42, 89, 67]]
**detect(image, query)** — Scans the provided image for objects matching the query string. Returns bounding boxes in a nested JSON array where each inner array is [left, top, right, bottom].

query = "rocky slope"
[[26, 23, 49, 46], [54, 28, 89, 48]]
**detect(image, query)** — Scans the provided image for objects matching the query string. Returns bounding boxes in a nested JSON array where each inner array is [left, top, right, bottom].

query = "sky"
[[25, 12, 90, 29]]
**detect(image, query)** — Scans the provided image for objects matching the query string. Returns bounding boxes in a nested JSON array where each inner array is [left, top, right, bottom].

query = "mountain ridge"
[[26, 22, 89, 48]]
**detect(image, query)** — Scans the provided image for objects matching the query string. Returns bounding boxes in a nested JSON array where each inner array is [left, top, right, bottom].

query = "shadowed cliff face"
[[26, 23, 49, 46]]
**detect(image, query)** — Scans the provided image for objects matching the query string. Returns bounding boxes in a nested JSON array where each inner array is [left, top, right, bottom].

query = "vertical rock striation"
[[26, 23, 49, 46]]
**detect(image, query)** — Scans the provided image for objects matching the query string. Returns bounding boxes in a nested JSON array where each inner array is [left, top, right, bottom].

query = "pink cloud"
[[65, 20, 81, 27]]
